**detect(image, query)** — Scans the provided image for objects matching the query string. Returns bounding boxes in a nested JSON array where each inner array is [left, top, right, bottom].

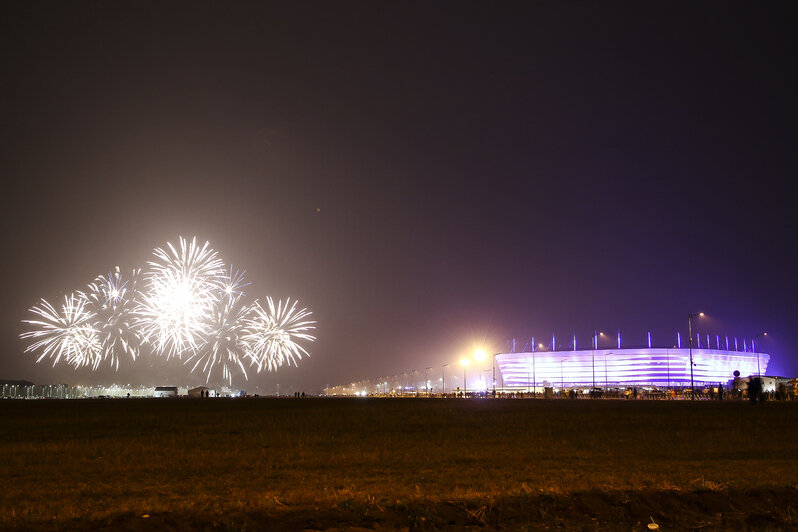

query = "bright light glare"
[[460, 358, 471, 366], [473, 349, 487, 361]]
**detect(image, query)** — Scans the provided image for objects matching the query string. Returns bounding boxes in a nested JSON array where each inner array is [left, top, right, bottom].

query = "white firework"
[[137, 237, 225, 359], [216, 266, 249, 300], [21, 294, 102, 369], [186, 293, 251, 385], [243, 297, 316, 372], [18, 236, 317, 384], [83, 267, 142, 369]]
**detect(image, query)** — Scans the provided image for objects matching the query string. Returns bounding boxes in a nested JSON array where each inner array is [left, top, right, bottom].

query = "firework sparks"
[[19, 236, 316, 385], [83, 267, 142, 369], [244, 297, 316, 372], [216, 266, 250, 300], [137, 237, 225, 359], [186, 292, 252, 385], [21, 294, 102, 369]]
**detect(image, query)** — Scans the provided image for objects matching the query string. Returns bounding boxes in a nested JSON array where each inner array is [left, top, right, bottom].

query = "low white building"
[[153, 386, 178, 397]]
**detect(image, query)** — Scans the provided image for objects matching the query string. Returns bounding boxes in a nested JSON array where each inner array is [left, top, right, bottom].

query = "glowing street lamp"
[[460, 358, 471, 396], [688, 312, 705, 399], [604, 351, 614, 391], [425, 367, 432, 397], [754, 332, 767, 377], [592, 331, 605, 392], [470, 349, 490, 396]]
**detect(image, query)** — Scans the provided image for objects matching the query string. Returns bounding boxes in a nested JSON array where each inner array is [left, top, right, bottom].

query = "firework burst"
[[83, 267, 142, 370], [137, 237, 224, 359], [20, 236, 316, 385], [216, 266, 249, 300], [20, 294, 102, 369], [186, 293, 252, 385], [244, 297, 316, 372]]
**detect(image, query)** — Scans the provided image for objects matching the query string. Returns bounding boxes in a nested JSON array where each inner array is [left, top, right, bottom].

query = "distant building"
[[153, 386, 178, 398], [497, 348, 770, 389], [187, 386, 213, 398], [735, 375, 793, 394]]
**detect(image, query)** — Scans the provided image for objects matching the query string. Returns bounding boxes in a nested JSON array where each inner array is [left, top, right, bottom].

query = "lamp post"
[[442, 364, 448, 395], [473, 349, 487, 397], [688, 312, 705, 400], [492, 352, 498, 397], [604, 351, 614, 391], [460, 358, 471, 397], [592, 331, 605, 393], [425, 367, 432, 397], [754, 332, 767, 377], [534, 343, 543, 396]]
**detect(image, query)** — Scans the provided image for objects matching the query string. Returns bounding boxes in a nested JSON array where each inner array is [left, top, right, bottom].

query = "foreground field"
[[1, 398, 797, 530]]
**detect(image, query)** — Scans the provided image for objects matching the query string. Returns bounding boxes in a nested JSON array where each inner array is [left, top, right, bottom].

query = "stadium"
[[496, 347, 768, 390], [323, 332, 772, 396]]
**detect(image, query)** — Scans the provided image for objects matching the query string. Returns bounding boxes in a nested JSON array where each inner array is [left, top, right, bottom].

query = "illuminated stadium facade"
[[322, 332, 773, 396], [497, 348, 769, 389]]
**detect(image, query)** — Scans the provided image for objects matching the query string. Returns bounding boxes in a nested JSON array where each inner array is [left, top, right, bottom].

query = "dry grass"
[[1, 398, 797, 529]]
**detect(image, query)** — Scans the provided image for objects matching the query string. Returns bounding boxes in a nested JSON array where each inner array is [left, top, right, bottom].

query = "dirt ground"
[[2, 398, 797, 530]]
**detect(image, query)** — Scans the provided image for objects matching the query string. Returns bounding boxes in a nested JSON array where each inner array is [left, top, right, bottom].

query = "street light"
[[604, 351, 614, 391], [442, 364, 448, 395], [754, 332, 767, 377], [490, 351, 499, 397], [425, 367, 432, 397], [688, 312, 705, 400], [460, 358, 471, 396], [592, 331, 605, 392]]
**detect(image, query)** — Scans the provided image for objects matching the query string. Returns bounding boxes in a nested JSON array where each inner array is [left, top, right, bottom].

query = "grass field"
[[2, 398, 797, 530]]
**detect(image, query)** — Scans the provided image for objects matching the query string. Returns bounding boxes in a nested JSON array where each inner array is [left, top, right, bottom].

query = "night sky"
[[1, 2, 795, 392]]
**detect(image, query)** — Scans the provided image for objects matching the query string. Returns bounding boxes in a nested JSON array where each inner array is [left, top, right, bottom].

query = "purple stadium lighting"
[[496, 345, 767, 390]]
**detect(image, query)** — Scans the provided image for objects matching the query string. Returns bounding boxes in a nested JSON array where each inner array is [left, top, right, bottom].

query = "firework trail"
[[137, 237, 225, 359], [20, 294, 102, 369], [244, 297, 316, 372], [83, 267, 142, 370]]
